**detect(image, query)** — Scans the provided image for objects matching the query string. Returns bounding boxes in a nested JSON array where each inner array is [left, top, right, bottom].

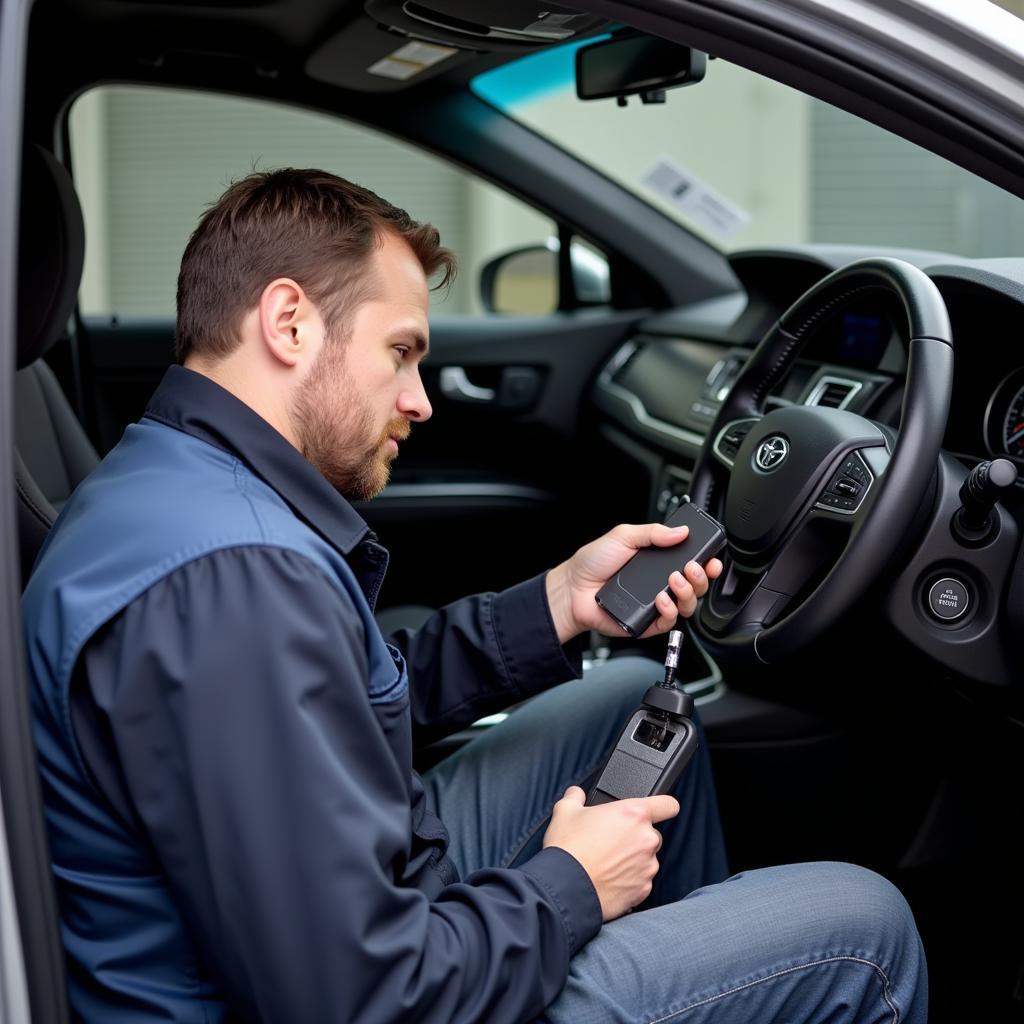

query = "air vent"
[[815, 383, 852, 408], [804, 376, 862, 410], [713, 418, 757, 466], [702, 356, 743, 402]]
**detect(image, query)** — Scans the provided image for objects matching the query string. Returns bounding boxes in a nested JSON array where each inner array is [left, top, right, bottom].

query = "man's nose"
[[398, 374, 432, 422]]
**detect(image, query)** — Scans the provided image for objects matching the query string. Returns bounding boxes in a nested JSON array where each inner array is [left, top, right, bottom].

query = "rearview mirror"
[[576, 33, 706, 103]]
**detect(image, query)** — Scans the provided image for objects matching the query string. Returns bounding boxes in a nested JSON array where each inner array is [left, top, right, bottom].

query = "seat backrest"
[[15, 145, 88, 586], [16, 361, 98, 512]]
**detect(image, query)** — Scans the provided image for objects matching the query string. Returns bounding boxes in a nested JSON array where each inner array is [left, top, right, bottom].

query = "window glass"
[[472, 28, 1024, 257], [70, 86, 554, 317]]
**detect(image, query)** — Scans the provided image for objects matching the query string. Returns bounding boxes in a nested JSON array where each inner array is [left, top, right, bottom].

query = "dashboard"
[[595, 245, 1024, 496], [590, 245, 1024, 686]]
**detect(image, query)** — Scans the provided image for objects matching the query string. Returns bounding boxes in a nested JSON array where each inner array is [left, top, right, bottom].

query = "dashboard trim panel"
[[596, 346, 706, 451]]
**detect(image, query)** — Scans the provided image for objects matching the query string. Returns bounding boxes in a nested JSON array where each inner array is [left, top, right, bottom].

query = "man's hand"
[[543, 786, 680, 921], [545, 523, 725, 644]]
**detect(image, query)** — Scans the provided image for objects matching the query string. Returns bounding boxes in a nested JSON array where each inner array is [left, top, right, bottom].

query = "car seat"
[[15, 144, 93, 587]]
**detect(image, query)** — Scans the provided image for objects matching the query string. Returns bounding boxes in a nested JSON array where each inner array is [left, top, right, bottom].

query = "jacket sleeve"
[[388, 574, 584, 745], [80, 545, 601, 1024]]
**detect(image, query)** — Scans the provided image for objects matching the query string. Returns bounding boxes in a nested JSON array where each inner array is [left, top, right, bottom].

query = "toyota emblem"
[[754, 436, 789, 472]]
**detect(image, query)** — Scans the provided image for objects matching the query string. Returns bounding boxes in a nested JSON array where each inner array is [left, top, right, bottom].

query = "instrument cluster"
[[984, 368, 1024, 467]]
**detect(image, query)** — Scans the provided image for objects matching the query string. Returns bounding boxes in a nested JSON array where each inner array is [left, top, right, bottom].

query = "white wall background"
[[71, 58, 1024, 319], [71, 87, 552, 317]]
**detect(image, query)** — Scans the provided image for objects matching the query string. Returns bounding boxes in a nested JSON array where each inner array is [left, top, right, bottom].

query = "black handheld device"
[[587, 631, 698, 804], [595, 502, 726, 638]]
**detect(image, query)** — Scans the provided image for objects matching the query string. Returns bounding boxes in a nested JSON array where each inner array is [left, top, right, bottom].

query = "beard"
[[291, 343, 409, 501]]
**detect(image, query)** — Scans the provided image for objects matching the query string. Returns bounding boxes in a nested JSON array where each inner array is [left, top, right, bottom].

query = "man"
[[23, 168, 927, 1023]]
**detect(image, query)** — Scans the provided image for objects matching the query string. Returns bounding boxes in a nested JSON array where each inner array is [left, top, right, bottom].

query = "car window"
[[472, 30, 1024, 257], [69, 86, 557, 317]]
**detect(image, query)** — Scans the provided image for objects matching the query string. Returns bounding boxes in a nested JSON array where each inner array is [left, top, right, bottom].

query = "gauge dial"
[[985, 368, 1024, 465], [1004, 385, 1024, 459]]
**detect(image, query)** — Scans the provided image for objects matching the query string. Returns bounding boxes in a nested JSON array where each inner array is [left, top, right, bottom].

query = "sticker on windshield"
[[642, 157, 751, 240]]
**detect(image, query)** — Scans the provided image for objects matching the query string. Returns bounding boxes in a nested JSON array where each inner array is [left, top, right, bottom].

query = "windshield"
[[472, 28, 1024, 257]]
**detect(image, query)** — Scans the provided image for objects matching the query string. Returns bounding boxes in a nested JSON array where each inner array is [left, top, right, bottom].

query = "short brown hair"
[[175, 168, 456, 363]]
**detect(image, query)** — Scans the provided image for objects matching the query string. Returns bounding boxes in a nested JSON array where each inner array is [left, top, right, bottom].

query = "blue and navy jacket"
[[21, 366, 600, 1023]]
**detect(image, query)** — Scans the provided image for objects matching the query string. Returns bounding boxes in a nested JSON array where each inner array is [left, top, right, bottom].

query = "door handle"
[[439, 367, 496, 403]]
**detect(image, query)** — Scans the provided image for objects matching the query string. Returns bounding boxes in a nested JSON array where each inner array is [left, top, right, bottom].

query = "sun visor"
[[306, 15, 474, 91], [364, 0, 606, 52]]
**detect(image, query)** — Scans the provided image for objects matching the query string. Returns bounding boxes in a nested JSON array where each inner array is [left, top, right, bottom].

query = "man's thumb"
[[613, 521, 689, 551], [562, 785, 587, 805]]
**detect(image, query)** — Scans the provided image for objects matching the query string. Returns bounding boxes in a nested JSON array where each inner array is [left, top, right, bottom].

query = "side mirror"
[[479, 239, 610, 314]]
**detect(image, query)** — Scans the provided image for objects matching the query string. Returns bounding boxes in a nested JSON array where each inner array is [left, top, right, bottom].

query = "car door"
[[0, 0, 71, 1018]]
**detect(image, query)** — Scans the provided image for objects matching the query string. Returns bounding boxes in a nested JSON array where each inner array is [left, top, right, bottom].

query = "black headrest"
[[17, 145, 85, 369]]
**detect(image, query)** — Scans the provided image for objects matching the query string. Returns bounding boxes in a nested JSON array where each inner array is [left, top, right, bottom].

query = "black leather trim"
[[779, 259, 952, 346], [17, 145, 85, 369], [15, 361, 99, 506], [14, 447, 57, 588]]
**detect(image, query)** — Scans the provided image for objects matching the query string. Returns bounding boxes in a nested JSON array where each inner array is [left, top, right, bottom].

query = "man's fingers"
[[637, 589, 681, 638], [705, 557, 725, 581], [611, 521, 689, 551], [657, 587, 681, 611], [638, 795, 681, 823], [683, 561, 707, 588], [561, 785, 587, 805], [650, 522, 690, 547], [669, 571, 697, 613]]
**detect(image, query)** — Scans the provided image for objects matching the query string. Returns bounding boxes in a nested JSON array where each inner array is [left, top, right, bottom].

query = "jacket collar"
[[144, 364, 371, 556]]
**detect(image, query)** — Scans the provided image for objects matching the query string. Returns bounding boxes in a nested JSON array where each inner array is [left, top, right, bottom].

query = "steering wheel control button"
[[815, 451, 874, 515], [927, 578, 971, 621], [841, 456, 869, 483]]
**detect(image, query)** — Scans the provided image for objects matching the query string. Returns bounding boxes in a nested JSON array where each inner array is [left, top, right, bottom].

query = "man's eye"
[[393, 346, 410, 360]]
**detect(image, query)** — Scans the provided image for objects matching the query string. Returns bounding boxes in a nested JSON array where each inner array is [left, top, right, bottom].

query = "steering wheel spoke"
[[703, 504, 852, 639], [703, 559, 792, 636]]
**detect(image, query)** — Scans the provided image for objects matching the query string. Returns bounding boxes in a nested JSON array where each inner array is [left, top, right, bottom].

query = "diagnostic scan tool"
[[595, 502, 726, 638], [587, 630, 698, 804]]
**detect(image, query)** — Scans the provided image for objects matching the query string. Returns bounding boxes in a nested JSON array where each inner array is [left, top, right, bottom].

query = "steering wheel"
[[689, 257, 953, 666]]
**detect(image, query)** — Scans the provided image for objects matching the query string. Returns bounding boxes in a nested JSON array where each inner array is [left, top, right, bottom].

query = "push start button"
[[927, 578, 971, 621]]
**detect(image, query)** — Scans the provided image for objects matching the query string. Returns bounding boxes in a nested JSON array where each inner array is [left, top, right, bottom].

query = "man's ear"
[[258, 278, 318, 369]]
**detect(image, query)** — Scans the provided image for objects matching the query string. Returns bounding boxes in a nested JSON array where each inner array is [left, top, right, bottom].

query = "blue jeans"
[[423, 657, 927, 1024]]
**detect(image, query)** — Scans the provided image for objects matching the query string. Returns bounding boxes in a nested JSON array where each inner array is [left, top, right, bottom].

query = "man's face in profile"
[[291, 232, 433, 501]]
